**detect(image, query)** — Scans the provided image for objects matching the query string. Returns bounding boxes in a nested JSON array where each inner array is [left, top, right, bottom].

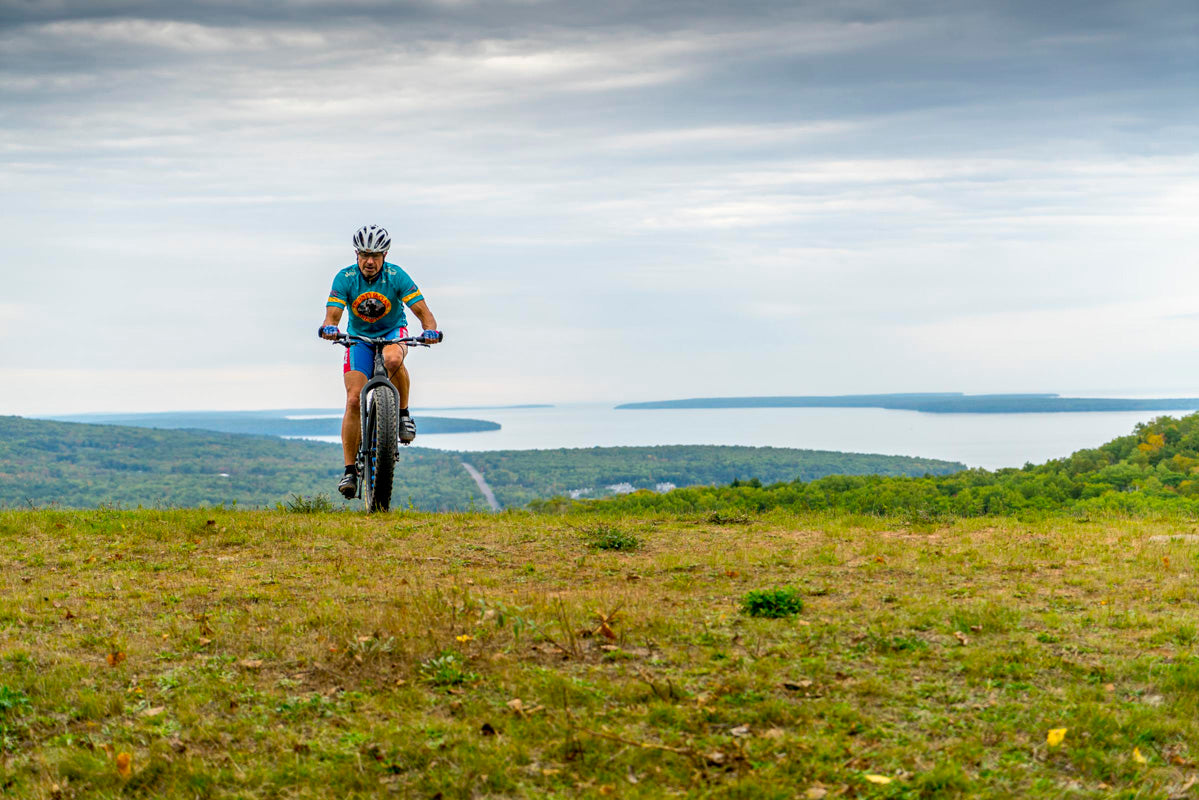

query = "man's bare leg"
[[342, 370, 368, 466], [396, 364, 410, 409], [382, 343, 415, 443]]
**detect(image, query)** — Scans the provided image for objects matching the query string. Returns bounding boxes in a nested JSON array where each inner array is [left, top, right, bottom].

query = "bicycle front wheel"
[[363, 387, 398, 513]]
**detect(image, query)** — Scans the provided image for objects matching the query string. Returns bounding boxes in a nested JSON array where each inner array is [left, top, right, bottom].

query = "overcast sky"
[[1, 0, 1196, 414]]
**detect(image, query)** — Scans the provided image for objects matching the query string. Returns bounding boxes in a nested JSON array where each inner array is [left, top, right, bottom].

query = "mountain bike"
[[333, 333, 432, 512]]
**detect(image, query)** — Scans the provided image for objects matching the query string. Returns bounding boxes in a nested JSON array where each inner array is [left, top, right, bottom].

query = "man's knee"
[[383, 352, 405, 373], [345, 385, 364, 412]]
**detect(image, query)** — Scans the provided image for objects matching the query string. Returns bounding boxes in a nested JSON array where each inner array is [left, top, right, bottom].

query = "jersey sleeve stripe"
[[327, 296, 347, 306], [401, 291, 423, 304]]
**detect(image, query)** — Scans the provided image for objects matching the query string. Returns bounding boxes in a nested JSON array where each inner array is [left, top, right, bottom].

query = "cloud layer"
[[1, 0, 1196, 412]]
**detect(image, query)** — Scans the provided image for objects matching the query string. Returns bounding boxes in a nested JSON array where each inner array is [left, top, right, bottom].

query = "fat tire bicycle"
[[332, 333, 432, 513]]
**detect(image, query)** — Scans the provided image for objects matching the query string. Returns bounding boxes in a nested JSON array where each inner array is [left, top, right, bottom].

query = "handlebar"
[[329, 333, 433, 348]]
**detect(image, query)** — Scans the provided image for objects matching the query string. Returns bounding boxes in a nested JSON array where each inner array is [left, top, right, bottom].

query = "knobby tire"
[[364, 387, 398, 513]]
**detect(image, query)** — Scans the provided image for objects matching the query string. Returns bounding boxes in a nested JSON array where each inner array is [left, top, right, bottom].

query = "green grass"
[[1, 508, 1198, 797], [581, 523, 642, 551], [740, 587, 805, 618]]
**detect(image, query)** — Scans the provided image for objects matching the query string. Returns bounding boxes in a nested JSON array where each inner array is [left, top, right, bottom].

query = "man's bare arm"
[[320, 306, 344, 339], [408, 299, 438, 332]]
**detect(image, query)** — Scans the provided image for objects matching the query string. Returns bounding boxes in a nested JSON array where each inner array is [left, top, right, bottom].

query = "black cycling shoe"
[[338, 473, 358, 499], [399, 415, 416, 444]]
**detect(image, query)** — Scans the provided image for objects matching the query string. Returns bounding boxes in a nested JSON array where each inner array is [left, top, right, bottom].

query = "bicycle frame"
[[333, 333, 431, 499]]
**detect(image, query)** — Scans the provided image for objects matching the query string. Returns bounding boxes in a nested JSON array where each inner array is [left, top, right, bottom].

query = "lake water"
[[296, 404, 1170, 470]]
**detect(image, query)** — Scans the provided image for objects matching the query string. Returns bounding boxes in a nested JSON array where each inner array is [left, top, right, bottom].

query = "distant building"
[[606, 482, 636, 495], [655, 482, 676, 493], [568, 488, 593, 499]]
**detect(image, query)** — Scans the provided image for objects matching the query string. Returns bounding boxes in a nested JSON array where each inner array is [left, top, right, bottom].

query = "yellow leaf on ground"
[[116, 752, 132, 779], [864, 774, 893, 784], [1047, 728, 1068, 747], [106, 651, 126, 667], [1133, 747, 1147, 764], [455, 634, 474, 643]]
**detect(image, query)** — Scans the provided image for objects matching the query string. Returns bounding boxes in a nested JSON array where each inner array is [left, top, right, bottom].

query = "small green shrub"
[[419, 653, 478, 687], [0, 685, 31, 751], [584, 525, 641, 551], [741, 587, 805, 618], [281, 494, 336, 513], [705, 511, 752, 525]]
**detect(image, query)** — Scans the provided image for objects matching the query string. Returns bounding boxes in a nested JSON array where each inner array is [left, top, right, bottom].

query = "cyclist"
[[318, 224, 442, 498]]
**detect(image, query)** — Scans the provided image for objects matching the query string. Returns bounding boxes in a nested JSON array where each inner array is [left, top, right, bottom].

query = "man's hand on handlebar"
[[318, 325, 340, 340], [419, 329, 443, 344]]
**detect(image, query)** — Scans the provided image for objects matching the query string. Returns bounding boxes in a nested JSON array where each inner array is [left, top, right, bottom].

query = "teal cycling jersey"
[[327, 262, 424, 337]]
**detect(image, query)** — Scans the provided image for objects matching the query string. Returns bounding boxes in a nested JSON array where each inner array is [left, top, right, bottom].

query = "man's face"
[[356, 250, 386, 278]]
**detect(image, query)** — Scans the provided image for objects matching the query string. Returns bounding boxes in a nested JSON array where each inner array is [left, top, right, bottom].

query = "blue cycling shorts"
[[342, 326, 408, 376]]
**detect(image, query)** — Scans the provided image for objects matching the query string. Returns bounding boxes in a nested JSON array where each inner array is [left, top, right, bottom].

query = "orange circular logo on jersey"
[[352, 291, 392, 323]]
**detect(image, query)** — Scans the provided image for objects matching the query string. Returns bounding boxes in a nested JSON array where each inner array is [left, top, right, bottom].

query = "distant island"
[[616, 393, 1199, 414], [42, 410, 500, 438]]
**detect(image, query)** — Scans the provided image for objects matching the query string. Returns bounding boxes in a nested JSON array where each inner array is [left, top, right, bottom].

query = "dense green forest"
[[576, 412, 1199, 517], [0, 417, 962, 511], [618, 393, 1199, 414], [462, 446, 961, 508], [0, 416, 480, 511]]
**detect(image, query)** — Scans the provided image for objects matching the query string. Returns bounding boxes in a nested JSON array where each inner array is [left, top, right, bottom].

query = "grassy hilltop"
[[1, 507, 1198, 798]]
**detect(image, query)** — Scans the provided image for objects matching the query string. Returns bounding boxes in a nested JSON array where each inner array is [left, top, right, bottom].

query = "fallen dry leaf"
[[106, 651, 126, 667], [139, 706, 165, 718], [954, 631, 970, 646], [1133, 747, 1147, 764], [805, 787, 829, 800], [116, 752, 132, 779], [1172, 775, 1198, 796], [1047, 728, 1068, 748], [238, 659, 264, 670], [864, 774, 892, 784]]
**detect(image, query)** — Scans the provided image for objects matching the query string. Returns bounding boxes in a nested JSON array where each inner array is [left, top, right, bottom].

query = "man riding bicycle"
[[319, 224, 442, 499]]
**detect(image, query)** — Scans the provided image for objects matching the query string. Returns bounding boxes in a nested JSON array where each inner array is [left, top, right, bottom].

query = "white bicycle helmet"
[[352, 224, 391, 253]]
